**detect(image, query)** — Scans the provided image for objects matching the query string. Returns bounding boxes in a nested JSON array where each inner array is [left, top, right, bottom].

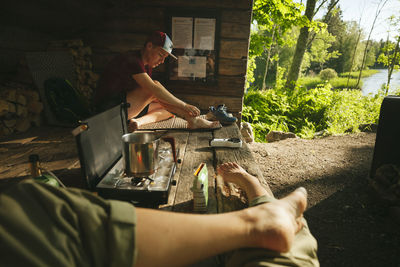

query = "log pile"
[[0, 82, 44, 137], [48, 39, 99, 102], [0, 39, 99, 138]]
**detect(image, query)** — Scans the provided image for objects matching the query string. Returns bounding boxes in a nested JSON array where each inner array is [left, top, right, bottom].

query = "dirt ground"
[[248, 133, 400, 267]]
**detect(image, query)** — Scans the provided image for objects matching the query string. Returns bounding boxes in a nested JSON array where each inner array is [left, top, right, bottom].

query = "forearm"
[[134, 188, 309, 267], [134, 208, 249, 267]]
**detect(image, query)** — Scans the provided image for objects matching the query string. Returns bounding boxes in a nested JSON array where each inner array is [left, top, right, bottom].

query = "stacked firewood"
[[0, 82, 43, 137], [48, 39, 99, 103]]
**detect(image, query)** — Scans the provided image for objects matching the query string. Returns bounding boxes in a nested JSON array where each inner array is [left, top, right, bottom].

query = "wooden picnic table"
[[159, 123, 270, 214], [0, 123, 268, 215]]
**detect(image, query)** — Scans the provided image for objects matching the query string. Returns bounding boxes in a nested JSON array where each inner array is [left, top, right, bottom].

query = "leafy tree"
[[342, 21, 364, 72], [249, 0, 306, 89], [377, 15, 400, 94], [308, 29, 340, 72], [285, 0, 318, 89], [356, 0, 389, 88], [319, 1, 345, 71]]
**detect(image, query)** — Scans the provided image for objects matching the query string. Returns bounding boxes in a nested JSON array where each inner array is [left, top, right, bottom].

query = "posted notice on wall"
[[194, 18, 216, 50], [178, 56, 206, 78], [172, 17, 193, 49]]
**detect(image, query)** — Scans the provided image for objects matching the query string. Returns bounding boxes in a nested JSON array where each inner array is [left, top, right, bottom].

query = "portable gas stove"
[[73, 104, 177, 207]]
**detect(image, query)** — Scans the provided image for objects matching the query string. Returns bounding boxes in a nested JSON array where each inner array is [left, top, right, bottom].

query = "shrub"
[[243, 83, 387, 142], [319, 68, 338, 80]]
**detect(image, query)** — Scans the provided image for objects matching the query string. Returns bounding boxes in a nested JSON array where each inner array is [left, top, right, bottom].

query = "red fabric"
[[146, 31, 166, 47], [94, 50, 152, 109]]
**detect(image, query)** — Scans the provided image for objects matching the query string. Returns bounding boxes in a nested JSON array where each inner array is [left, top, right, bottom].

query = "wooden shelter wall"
[[0, 0, 253, 116]]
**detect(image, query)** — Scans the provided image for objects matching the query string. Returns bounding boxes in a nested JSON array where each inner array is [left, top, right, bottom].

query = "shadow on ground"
[[270, 141, 400, 266]]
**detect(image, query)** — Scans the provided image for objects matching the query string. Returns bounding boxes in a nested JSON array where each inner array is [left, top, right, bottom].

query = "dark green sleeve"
[[249, 195, 276, 207], [0, 180, 136, 267]]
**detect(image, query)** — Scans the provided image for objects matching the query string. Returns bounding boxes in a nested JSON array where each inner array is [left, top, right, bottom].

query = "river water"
[[361, 69, 400, 96]]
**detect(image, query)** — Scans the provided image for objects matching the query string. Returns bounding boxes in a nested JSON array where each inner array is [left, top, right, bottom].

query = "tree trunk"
[[386, 36, 400, 95], [346, 29, 362, 89], [285, 0, 317, 89], [262, 25, 276, 89], [356, 0, 388, 88]]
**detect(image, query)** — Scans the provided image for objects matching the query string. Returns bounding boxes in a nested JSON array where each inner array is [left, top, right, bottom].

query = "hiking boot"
[[209, 104, 237, 125]]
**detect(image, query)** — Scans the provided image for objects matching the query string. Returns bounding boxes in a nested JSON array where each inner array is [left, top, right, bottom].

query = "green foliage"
[[377, 38, 400, 72], [243, 84, 385, 142], [308, 30, 340, 70], [250, 0, 305, 59], [248, 0, 306, 89], [319, 68, 338, 80], [246, 56, 257, 89]]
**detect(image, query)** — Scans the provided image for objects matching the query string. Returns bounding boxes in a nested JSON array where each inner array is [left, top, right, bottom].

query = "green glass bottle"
[[29, 154, 60, 187]]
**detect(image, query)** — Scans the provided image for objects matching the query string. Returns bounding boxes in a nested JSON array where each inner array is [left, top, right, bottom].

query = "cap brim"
[[164, 50, 177, 60], [162, 34, 177, 60]]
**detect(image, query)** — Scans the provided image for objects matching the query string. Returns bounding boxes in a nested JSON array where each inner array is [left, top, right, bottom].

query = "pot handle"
[[162, 137, 177, 163]]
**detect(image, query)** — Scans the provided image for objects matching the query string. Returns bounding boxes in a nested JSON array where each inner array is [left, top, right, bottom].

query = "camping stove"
[[97, 147, 176, 193], [93, 145, 177, 207], [74, 104, 177, 207]]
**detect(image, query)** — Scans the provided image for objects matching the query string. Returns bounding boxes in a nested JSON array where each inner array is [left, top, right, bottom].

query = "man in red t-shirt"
[[94, 31, 220, 130]]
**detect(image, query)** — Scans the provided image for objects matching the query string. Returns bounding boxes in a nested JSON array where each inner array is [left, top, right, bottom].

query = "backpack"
[[43, 77, 91, 123]]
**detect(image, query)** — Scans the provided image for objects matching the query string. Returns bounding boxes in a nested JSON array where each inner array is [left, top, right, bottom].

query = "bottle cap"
[[29, 154, 40, 162]]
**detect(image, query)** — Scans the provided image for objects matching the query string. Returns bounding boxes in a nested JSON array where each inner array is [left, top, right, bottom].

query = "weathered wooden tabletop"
[[0, 124, 266, 214], [160, 124, 268, 214]]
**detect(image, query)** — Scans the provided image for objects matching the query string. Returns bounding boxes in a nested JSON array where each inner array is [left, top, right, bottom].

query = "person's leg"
[[217, 162, 319, 267], [125, 86, 155, 119], [156, 99, 221, 129], [135, 188, 308, 267], [186, 116, 221, 129], [148, 81, 221, 129], [126, 86, 221, 130], [129, 102, 174, 131]]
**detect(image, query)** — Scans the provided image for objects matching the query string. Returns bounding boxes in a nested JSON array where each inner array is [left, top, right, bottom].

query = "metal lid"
[[74, 104, 127, 189]]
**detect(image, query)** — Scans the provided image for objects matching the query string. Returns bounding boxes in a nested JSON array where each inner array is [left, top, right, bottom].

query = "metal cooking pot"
[[122, 132, 176, 177]]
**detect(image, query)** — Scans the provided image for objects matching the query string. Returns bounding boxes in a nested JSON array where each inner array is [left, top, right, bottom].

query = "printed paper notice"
[[172, 17, 193, 49], [178, 56, 206, 78], [194, 18, 216, 50]]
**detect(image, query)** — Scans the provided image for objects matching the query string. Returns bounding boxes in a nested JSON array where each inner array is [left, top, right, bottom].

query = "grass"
[[339, 69, 380, 78], [298, 76, 362, 89], [298, 69, 380, 89]]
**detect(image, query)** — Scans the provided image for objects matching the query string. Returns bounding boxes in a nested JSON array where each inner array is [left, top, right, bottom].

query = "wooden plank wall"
[[1, 0, 253, 119]]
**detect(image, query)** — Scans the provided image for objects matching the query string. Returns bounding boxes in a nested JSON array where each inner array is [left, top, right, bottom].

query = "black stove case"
[[73, 104, 176, 207]]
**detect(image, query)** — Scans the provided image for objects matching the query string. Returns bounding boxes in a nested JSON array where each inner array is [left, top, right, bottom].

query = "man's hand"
[[183, 104, 200, 117]]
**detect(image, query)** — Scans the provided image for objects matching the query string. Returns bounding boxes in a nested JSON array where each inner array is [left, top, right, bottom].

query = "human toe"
[[283, 188, 308, 218]]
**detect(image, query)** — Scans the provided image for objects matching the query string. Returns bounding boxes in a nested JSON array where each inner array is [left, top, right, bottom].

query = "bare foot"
[[128, 119, 139, 132], [217, 162, 271, 201], [244, 187, 308, 252], [204, 111, 217, 121], [187, 116, 221, 129]]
